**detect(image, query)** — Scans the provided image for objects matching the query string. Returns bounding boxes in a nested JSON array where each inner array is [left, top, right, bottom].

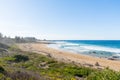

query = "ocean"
[[48, 40, 120, 59]]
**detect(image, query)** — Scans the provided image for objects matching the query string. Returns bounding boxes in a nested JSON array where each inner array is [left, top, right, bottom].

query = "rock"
[[95, 62, 100, 66]]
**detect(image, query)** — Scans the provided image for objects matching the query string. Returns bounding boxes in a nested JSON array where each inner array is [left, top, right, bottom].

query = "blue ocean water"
[[48, 40, 120, 59], [65, 40, 120, 49]]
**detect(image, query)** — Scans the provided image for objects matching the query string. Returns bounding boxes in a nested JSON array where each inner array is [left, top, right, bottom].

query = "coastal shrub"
[[0, 73, 6, 80], [47, 62, 94, 79], [0, 48, 7, 53], [38, 56, 51, 62], [8, 45, 20, 52], [48, 61, 67, 69], [86, 68, 120, 80], [0, 43, 9, 49], [1, 46, 120, 80], [13, 54, 29, 62], [27, 66, 38, 71], [74, 67, 93, 77], [6, 71, 41, 80], [63, 66, 93, 78], [47, 60, 57, 64], [0, 66, 5, 73]]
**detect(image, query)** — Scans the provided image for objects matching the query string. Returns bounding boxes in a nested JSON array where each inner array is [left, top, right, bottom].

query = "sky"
[[0, 0, 120, 40]]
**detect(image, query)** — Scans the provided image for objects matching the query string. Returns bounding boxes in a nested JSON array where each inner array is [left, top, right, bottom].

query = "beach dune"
[[18, 43, 120, 71]]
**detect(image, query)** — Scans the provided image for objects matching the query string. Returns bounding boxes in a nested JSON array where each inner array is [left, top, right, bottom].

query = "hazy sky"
[[0, 0, 120, 40]]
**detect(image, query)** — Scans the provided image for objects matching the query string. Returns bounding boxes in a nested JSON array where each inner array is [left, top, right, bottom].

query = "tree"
[[0, 33, 3, 38], [15, 36, 21, 43]]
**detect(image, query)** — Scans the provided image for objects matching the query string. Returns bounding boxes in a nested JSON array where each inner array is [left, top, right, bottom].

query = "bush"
[[0, 66, 5, 73], [0, 43, 9, 49], [6, 71, 41, 80], [0, 73, 6, 80], [0, 48, 7, 52], [86, 69, 120, 80], [13, 55, 29, 62], [62, 66, 93, 78]]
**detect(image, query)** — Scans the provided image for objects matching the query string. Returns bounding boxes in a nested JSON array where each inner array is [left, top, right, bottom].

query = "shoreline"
[[18, 43, 120, 71]]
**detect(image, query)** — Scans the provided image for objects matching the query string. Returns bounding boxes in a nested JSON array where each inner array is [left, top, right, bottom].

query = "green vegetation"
[[0, 43, 120, 80], [0, 32, 37, 45], [87, 69, 120, 80], [12, 54, 29, 62], [0, 43, 9, 49], [0, 66, 5, 73]]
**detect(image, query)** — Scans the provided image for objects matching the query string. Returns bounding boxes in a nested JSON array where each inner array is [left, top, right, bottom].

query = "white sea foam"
[[81, 45, 120, 53], [60, 41, 120, 53], [54, 41, 67, 44], [48, 41, 120, 58]]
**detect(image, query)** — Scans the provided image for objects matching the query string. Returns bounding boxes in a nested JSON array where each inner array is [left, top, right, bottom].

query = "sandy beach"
[[18, 43, 120, 71]]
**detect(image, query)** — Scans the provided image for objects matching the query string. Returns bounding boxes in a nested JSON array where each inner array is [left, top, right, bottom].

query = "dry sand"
[[18, 43, 120, 71]]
